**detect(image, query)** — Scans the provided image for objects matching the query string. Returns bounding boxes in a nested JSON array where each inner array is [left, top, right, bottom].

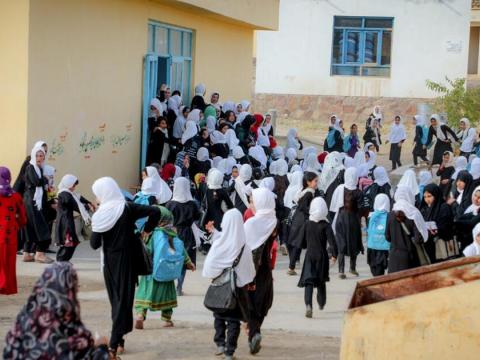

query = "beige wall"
[[468, 26, 480, 74], [27, 0, 256, 194], [0, 0, 30, 177]]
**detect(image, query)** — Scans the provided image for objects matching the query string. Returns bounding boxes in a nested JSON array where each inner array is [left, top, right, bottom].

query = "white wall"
[[255, 0, 471, 98]]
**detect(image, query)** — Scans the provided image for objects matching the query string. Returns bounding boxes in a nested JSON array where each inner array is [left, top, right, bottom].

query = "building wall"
[[27, 0, 256, 193], [255, 0, 471, 99], [468, 26, 480, 74], [0, 0, 30, 177]]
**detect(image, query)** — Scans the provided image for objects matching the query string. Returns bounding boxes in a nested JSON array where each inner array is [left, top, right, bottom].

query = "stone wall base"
[[252, 93, 434, 125]]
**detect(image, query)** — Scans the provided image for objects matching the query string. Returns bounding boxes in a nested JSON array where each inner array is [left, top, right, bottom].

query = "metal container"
[[340, 257, 480, 360]]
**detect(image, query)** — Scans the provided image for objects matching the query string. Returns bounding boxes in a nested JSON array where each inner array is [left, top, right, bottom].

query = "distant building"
[[1, 0, 279, 190], [254, 0, 479, 124]]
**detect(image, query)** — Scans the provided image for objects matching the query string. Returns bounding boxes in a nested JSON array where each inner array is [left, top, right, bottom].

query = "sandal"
[[135, 314, 144, 330], [23, 254, 35, 262], [117, 345, 125, 355], [35, 256, 54, 264], [108, 348, 120, 360], [162, 320, 174, 328]]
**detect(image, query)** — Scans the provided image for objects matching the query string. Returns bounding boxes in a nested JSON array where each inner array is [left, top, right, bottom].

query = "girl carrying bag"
[[204, 247, 244, 313]]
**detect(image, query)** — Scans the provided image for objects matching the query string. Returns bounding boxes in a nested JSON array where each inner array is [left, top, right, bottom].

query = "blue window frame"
[[331, 16, 393, 77], [147, 21, 193, 102]]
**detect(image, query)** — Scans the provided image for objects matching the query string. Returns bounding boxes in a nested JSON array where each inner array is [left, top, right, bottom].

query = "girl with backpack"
[[134, 206, 195, 330], [366, 194, 391, 276], [412, 115, 430, 166]]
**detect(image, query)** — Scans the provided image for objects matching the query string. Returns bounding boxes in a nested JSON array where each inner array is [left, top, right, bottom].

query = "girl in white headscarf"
[[318, 152, 345, 208], [451, 156, 468, 180], [470, 158, 480, 182], [224, 129, 239, 154], [232, 164, 253, 214], [411, 115, 430, 168], [284, 171, 303, 209], [302, 152, 321, 174], [387, 186, 429, 273], [364, 167, 392, 210], [203, 208, 254, 359], [210, 130, 229, 158], [145, 166, 172, 204], [55, 174, 94, 262], [463, 223, 480, 257], [243, 188, 276, 354], [457, 118, 477, 159], [22, 145, 52, 263], [325, 118, 344, 153], [167, 94, 182, 117], [366, 194, 391, 276], [418, 170, 433, 203], [285, 148, 298, 167], [286, 128, 303, 151], [427, 114, 459, 166], [172, 106, 188, 142], [166, 177, 202, 295], [204, 169, 234, 231], [91, 177, 160, 354], [397, 169, 419, 197], [206, 116, 217, 134], [330, 167, 363, 279], [248, 145, 267, 169], [298, 197, 337, 318], [387, 115, 406, 170]]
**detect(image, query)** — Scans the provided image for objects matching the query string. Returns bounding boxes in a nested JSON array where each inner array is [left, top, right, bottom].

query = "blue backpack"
[[367, 211, 390, 251], [134, 193, 152, 231], [420, 125, 429, 145], [152, 229, 185, 282]]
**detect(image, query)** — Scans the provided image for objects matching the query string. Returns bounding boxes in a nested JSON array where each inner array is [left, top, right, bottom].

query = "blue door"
[[141, 54, 158, 169]]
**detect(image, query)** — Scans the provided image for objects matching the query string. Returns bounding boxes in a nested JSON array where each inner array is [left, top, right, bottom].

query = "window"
[[331, 16, 393, 77], [148, 21, 193, 102]]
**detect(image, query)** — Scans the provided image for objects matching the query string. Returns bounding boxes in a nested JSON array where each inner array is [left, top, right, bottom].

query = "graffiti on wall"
[[79, 132, 105, 159]]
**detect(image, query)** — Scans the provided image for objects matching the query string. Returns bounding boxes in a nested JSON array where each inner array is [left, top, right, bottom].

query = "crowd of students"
[[1, 83, 480, 359]]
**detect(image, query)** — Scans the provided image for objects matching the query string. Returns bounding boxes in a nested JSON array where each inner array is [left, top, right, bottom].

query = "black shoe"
[[249, 333, 262, 355]]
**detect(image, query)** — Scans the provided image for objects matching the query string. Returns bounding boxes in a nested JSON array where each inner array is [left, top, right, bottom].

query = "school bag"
[[133, 193, 152, 231], [420, 126, 429, 145], [152, 229, 185, 282]]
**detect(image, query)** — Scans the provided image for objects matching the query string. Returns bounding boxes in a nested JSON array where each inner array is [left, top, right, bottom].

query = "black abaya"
[[335, 189, 363, 257], [90, 203, 160, 350]]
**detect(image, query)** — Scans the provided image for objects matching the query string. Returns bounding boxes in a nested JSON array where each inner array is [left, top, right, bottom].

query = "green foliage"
[[426, 77, 480, 128]]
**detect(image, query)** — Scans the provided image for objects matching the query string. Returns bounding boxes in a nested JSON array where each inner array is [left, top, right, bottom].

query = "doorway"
[[140, 22, 193, 168]]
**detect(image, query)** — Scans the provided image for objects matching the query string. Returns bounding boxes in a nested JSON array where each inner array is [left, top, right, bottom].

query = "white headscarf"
[[206, 116, 217, 134], [257, 127, 270, 147], [244, 188, 277, 250], [398, 169, 419, 195], [212, 156, 223, 169], [140, 177, 156, 195], [240, 100, 250, 112], [196, 147, 210, 162], [365, 150, 377, 170], [187, 109, 201, 125], [344, 156, 355, 169], [58, 174, 90, 223], [271, 146, 285, 161], [392, 186, 428, 242], [286, 128, 300, 150], [171, 177, 193, 203], [274, 159, 288, 176], [259, 177, 275, 192], [210, 130, 227, 145], [318, 152, 344, 192], [372, 193, 390, 213], [194, 83, 206, 96], [388, 117, 407, 144], [284, 171, 303, 208], [172, 106, 187, 139], [207, 168, 223, 190], [373, 105, 383, 122], [452, 156, 468, 180], [286, 148, 297, 164], [248, 145, 267, 169], [235, 164, 253, 207], [225, 129, 239, 150], [302, 152, 321, 174], [167, 94, 181, 116], [418, 170, 433, 187], [29, 145, 45, 210], [431, 114, 454, 142], [463, 223, 480, 257], [261, 114, 272, 135], [309, 197, 329, 222], [414, 114, 426, 127], [464, 186, 480, 215], [353, 151, 366, 168], [330, 167, 358, 234], [146, 166, 172, 204], [202, 209, 255, 287], [232, 146, 245, 160], [373, 167, 390, 187], [333, 118, 344, 136], [471, 158, 480, 181], [91, 177, 126, 233], [181, 120, 198, 145], [150, 98, 162, 115], [222, 101, 235, 113], [174, 166, 182, 179]]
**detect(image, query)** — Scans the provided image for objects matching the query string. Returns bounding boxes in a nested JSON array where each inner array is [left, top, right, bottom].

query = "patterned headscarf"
[[156, 205, 176, 237], [3, 263, 102, 359], [0, 166, 13, 197]]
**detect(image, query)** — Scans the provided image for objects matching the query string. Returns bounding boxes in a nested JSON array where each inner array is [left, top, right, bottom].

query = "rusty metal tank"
[[340, 257, 480, 360]]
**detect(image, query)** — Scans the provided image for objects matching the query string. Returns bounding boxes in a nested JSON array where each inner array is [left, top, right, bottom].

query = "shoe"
[[23, 254, 35, 262], [319, 305, 325, 311], [117, 345, 125, 355], [349, 270, 359, 277], [249, 333, 262, 355], [224, 355, 234, 360], [134, 314, 144, 330], [215, 346, 225, 356], [286, 269, 297, 276], [176, 288, 184, 296], [339, 273, 347, 280], [280, 244, 288, 256], [162, 320, 174, 328], [34, 255, 54, 264], [305, 305, 312, 318], [16, 251, 23, 256]]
